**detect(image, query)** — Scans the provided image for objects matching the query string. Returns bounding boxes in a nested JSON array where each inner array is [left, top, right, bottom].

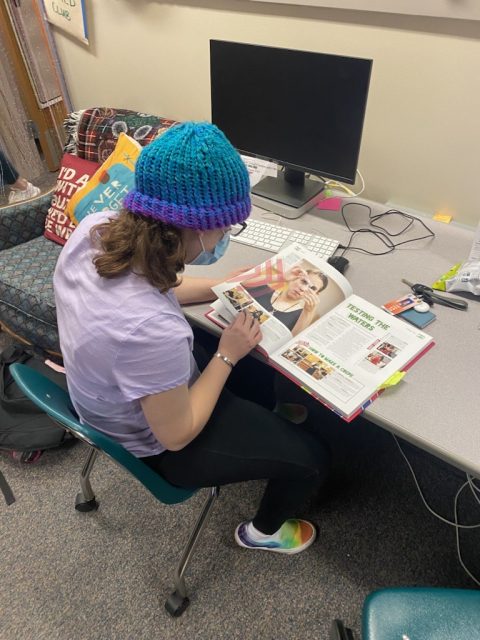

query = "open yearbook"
[[207, 244, 435, 422]]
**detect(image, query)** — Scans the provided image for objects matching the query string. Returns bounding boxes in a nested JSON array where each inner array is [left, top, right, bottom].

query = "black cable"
[[337, 203, 435, 257]]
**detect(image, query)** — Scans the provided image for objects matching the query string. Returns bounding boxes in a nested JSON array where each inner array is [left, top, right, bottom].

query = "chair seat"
[[10, 363, 196, 503], [363, 587, 480, 640], [0, 235, 61, 352]]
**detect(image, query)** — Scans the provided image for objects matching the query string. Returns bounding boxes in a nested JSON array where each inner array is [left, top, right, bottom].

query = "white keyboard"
[[231, 218, 339, 260]]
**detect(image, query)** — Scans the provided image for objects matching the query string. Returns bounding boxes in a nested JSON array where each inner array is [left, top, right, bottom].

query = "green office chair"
[[10, 363, 219, 617], [331, 586, 480, 639]]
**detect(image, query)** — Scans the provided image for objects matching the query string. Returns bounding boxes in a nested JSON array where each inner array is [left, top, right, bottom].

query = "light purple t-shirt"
[[53, 212, 199, 457]]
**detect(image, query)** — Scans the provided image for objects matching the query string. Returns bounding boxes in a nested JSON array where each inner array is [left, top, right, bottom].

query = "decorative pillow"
[[66, 133, 142, 225], [44, 153, 100, 245]]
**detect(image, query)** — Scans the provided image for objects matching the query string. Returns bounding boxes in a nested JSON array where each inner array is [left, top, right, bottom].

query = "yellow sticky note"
[[378, 371, 405, 390], [433, 212, 452, 223]]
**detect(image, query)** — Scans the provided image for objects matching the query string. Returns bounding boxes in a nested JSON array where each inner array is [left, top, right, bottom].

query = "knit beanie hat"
[[123, 121, 251, 230]]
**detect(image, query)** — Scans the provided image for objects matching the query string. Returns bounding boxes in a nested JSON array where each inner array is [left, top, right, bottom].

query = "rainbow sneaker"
[[234, 519, 317, 554]]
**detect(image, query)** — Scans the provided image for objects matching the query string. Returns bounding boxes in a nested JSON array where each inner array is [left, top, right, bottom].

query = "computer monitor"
[[210, 40, 372, 218]]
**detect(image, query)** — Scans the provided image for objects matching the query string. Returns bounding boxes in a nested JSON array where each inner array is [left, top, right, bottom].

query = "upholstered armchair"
[[0, 107, 176, 355]]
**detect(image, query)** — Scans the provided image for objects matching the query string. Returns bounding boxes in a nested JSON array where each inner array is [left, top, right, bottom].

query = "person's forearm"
[[175, 275, 223, 304], [291, 311, 314, 337], [143, 312, 258, 451], [187, 355, 232, 432]]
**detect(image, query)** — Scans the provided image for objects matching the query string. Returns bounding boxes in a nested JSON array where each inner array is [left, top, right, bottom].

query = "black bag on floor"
[[0, 344, 71, 457]]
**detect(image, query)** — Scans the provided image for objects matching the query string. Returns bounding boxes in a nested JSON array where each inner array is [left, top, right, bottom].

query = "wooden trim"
[[0, 2, 67, 171]]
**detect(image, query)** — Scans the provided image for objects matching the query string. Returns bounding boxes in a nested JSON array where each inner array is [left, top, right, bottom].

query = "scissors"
[[401, 279, 468, 310]]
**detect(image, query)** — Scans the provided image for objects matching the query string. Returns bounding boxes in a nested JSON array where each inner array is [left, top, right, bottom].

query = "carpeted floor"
[[1, 330, 479, 640]]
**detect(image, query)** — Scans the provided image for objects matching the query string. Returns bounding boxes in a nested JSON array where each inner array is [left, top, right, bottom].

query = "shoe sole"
[[8, 194, 40, 204], [234, 525, 317, 555]]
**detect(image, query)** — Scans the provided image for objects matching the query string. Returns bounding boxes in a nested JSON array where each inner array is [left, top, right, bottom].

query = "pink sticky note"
[[316, 197, 343, 211]]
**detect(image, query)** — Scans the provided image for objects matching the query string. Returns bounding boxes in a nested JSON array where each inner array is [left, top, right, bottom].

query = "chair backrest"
[[363, 587, 480, 639], [10, 363, 195, 505]]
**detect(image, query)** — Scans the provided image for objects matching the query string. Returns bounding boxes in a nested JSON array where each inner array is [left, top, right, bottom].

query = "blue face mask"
[[190, 231, 230, 265]]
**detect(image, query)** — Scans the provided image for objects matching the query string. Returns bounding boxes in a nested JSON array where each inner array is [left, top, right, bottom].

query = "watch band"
[[214, 352, 235, 370]]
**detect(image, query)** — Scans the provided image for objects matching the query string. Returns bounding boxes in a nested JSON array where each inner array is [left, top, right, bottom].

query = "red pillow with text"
[[44, 153, 100, 245]]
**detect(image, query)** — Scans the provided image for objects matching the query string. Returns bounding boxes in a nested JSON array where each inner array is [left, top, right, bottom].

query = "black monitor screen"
[[210, 40, 372, 185]]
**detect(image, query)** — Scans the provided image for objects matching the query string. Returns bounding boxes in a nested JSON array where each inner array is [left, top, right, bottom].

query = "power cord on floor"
[[393, 434, 480, 587], [453, 482, 480, 586], [467, 475, 480, 507]]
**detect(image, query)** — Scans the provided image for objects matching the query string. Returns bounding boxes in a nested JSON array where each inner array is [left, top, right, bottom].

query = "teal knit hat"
[[124, 121, 251, 230]]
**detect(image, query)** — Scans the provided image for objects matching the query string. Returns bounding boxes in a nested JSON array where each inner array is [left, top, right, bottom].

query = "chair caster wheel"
[[75, 493, 99, 512], [165, 591, 190, 617]]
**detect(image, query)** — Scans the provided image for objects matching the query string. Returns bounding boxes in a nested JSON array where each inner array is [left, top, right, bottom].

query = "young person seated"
[[54, 122, 334, 554]]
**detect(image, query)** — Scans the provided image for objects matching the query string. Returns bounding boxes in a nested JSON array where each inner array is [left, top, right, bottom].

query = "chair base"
[[9, 362, 221, 616], [75, 493, 99, 512], [167, 486, 220, 616], [165, 590, 190, 617]]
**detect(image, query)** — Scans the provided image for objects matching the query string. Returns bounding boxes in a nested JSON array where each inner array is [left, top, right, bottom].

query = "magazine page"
[[211, 244, 352, 355], [206, 299, 235, 329], [270, 293, 434, 419]]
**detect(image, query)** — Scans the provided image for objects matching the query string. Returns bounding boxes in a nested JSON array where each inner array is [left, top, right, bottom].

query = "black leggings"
[[0, 149, 19, 186], [143, 336, 331, 535]]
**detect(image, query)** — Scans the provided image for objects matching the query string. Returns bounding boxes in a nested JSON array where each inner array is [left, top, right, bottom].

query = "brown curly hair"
[[90, 209, 185, 292]]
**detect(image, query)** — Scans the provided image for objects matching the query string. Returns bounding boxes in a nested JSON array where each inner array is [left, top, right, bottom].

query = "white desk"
[[184, 202, 480, 477]]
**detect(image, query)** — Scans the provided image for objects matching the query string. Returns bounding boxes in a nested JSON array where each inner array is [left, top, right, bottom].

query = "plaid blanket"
[[63, 107, 178, 163]]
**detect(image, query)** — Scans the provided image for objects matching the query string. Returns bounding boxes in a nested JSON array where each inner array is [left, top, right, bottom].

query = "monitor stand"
[[251, 168, 325, 219]]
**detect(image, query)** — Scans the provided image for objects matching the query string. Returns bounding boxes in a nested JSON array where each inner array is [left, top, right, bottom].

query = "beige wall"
[[52, 1, 480, 226]]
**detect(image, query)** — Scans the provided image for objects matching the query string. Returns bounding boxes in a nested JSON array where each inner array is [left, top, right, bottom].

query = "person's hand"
[[291, 290, 320, 336], [284, 265, 308, 282], [301, 289, 320, 313], [218, 312, 262, 364]]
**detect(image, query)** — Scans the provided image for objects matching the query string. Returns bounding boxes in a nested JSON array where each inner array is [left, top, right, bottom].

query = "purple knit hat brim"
[[123, 190, 251, 230]]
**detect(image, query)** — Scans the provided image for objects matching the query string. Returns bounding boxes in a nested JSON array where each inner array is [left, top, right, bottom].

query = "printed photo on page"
[[269, 294, 434, 419], [211, 244, 352, 355]]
